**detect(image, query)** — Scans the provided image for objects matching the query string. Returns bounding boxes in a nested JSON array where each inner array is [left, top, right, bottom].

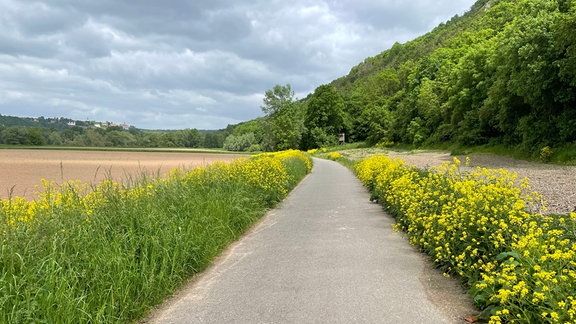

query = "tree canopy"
[[224, 0, 576, 155], [260, 84, 304, 151], [327, 0, 576, 156], [302, 84, 350, 149]]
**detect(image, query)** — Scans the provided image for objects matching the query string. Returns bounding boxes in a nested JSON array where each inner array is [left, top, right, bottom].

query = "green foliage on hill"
[[0, 115, 230, 149], [243, 0, 575, 160], [260, 84, 306, 151], [302, 84, 350, 150], [332, 0, 576, 158]]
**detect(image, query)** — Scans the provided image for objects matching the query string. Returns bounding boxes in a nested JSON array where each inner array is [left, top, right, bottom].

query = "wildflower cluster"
[[254, 149, 313, 174], [356, 156, 576, 323], [327, 152, 343, 161], [306, 147, 327, 154], [375, 141, 395, 148], [540, 146, 553, 162], [172, 149, 311, 204], [0, 150, 311, 323]]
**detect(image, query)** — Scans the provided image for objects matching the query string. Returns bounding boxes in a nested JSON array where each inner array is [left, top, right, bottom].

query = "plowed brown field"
[[0, 149, 246, 200]]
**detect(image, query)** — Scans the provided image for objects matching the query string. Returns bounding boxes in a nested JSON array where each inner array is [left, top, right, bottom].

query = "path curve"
[[146, 158, 475, 323]]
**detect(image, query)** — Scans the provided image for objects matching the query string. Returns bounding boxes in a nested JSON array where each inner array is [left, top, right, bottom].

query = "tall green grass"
[[0, 150, 311, 323]]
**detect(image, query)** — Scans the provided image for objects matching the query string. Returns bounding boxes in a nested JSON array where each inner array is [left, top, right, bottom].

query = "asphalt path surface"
[[147, 158, 475, 323]]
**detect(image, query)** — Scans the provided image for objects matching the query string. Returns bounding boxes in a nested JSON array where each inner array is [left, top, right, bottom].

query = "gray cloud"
[[0, 0, 475, 130]]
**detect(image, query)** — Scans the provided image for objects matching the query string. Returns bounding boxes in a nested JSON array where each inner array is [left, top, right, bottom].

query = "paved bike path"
[[147, 158, 474, 323]]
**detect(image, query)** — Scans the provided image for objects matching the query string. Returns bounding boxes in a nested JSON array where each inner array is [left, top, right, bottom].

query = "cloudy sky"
[[0, 0, 475, 130]]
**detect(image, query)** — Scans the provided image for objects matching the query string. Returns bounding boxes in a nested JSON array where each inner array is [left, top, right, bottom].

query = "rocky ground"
[[341, 149, 576, 215]]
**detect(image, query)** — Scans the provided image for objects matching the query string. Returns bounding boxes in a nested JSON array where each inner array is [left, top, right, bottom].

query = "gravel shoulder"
[[342, 149, 576, 215]]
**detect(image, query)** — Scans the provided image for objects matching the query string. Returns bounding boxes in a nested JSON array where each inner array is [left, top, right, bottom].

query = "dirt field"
[[0, 149, 246, 200]]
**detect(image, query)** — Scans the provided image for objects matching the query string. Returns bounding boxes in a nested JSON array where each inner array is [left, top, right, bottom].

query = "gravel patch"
[[343, 149, 576, 215]]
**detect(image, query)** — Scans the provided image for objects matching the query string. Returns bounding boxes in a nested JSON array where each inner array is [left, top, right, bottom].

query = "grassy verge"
[[306, 147, 358, 171], [356, 156, 576, 323], [426, 143, 576, 165], [0, 150, 311, 323]]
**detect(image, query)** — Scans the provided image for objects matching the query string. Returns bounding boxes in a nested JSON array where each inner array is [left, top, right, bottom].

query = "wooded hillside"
[[332, 0, 575, 155]]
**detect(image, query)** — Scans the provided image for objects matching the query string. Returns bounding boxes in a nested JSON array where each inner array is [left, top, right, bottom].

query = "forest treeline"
[[4, 0, 575, 159], [0, 115, 229, 148], [334, 0, 576, 153], [229, 0, 575, 159]]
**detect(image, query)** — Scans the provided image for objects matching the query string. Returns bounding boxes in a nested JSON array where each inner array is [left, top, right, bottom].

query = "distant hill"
[[0, 114, 231, 148], [0, 115, 129, 130]]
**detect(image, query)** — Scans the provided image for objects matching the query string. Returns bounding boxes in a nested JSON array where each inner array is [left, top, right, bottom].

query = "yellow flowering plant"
[[0, 150, 312, 323], [327, 152, 343, 160], [356, 156, 576, 323]]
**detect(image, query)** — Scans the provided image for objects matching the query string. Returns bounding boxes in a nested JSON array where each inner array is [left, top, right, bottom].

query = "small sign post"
[[338, 133, 345, 145]]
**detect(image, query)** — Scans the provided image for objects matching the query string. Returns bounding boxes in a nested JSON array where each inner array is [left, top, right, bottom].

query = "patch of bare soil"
[[0, 149, 246, 200]]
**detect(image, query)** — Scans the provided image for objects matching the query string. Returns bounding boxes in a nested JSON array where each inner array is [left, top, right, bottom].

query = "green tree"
[[203, 132, 225, 148], [0, 126, 28, 145], [134, 132, 157, 147], [261, 84, 296, 116], [82, 129, 107, 147], [61, 127, 85, 145], [362, 105, 395, 145], [26, 128, 46, 145], [106, 131, 137, 147], [47, 131, 63, 146], [231, 119, 265, 146], [303, 84, 350, 149], [223, 133, 257, 151], [179, 129, 203, 148], [482, 0, 575, 148], [260, 84, 304, 151], [414, 78, 441, 143]]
